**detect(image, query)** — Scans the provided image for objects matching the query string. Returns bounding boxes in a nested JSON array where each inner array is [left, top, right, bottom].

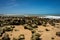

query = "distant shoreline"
[[0, 14, 60, 19], [0, 14, 60, 16]]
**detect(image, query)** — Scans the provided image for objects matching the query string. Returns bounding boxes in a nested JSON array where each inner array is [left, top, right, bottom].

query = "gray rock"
[[0, 28, 5, 37], [2, 33, 10, 40], [18, 34, 25, 40], [31, 33, 41, 40]]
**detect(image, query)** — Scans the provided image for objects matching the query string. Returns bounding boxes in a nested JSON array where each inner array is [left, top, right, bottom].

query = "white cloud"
[[3, 0, 18, 9]]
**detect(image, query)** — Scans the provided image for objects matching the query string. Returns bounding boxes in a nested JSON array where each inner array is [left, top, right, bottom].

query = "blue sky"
[[0, 0, 60, 15]]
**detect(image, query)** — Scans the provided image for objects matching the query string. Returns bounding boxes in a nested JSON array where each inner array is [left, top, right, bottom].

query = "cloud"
[[3, 0, 18, 9], [7, 4, 18, 8], [4, 3, 18, 10], [7, 0, 16, 5]]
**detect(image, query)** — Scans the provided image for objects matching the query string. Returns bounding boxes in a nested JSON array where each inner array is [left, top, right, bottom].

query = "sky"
[[0, 0, 60, 15]]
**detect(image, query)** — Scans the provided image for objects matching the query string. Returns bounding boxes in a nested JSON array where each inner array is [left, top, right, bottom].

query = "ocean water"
[[0, 14, 60, 19]]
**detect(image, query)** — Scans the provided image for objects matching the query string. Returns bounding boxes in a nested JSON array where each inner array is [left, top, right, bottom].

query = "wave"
[[44, 16, 60, 19]]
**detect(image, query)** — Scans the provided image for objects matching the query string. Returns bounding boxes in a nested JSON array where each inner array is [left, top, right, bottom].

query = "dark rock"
[[34, 33, 41, 37], [31, 24, 38, 28], [13, 38, 17, 40], [2, 33, 10, 40], [4, 26, 13, 31], [31, 33, 41, 40], [56, 32, 60, 37], [51, 37, 54, 40], [24, 24, 33, 30], [31, 29, 36, 34], [18, 34, 25, 40], [0, 28, 5, 37], [11, 25, 15, 28], [45, 29, 50, 31]]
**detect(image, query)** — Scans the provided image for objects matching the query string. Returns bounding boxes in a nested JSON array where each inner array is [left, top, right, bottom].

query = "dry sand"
[[1, 23, 60, 40]]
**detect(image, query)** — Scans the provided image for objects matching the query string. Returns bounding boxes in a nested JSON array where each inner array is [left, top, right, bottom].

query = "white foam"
[[44, 16, 60, 19]]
